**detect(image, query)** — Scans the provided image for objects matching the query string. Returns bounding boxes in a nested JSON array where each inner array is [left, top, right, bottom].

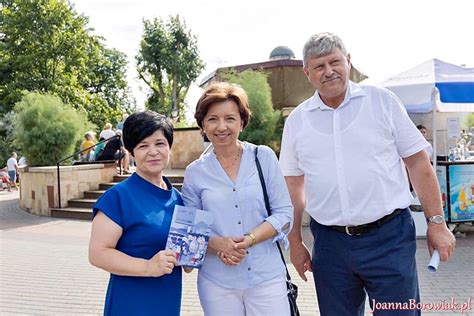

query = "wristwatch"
[[426, 215, 445, 224]]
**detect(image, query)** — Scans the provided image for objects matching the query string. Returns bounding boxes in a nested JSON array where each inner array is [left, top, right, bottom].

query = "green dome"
[[269, 46, 295, 60]]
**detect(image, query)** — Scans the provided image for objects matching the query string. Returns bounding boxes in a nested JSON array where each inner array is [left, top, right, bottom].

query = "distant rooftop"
[[199, 45, 368, 88], [269, 46, 295, 60], [199, 59, 302, 87]]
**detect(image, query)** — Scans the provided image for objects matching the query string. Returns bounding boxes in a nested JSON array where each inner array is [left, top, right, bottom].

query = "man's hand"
[[290, 241, 312, 281], [404, 151, 455, 261], [426, 224, 456, 261]]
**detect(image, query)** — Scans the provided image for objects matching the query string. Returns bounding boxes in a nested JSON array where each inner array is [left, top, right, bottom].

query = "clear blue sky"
[[71, 0, 474, 112]]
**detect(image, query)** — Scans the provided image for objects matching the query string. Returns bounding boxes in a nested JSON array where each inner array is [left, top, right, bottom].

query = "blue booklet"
[[166, 205, 214, 268]]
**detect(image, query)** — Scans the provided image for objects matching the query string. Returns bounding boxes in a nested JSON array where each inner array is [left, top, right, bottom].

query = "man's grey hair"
[[303, 32, 347, 67]]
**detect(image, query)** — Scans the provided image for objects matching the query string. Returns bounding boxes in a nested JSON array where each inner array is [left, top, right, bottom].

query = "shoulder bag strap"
[[254, 146, 292, 282]]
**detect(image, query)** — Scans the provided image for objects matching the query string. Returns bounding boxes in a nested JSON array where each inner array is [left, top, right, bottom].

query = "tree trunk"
[[172, 73, 178, 119]]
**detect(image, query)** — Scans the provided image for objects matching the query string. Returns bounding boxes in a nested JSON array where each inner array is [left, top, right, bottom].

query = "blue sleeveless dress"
[[93, 173, 182, 316]]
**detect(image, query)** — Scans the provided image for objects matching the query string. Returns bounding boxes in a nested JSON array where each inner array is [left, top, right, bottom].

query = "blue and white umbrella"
[[381, 59, 474, 165], [382, 59, 474, 113]]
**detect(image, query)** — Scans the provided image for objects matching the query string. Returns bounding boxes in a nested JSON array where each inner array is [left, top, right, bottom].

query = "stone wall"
[[265, 66, 315, 109], [170, 127, 204, 169], [19, 163, 116, 216]]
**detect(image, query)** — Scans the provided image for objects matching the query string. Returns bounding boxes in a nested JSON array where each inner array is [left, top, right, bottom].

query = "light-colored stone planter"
[[19, 163, 116, 216]]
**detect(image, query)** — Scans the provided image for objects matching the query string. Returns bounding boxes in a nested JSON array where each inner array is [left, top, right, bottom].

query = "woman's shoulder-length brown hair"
[[194, 82, 252, 129]]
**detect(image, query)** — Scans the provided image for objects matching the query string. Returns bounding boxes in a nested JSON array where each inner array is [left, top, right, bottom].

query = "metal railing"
[[55, 135, 123, 208]]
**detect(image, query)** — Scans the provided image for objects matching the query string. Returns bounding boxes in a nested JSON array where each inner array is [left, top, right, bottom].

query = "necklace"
[[216, 144, 242, 170]]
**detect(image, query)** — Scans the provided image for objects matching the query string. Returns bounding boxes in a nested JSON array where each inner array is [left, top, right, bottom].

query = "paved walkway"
[[1, 191, 473, 315]]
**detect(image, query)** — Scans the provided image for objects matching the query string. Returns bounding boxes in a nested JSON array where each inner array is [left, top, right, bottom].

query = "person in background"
[[93, 137, 107, 161], [18, 156, 27, 168], [80, 131, 96, 161], [461, 128, 472, 145], [6, 152, 19, 191], [417, 124, 434, 159], [96, 130, 130, 173], [182, 82, 293, 316], [89, 111, 183, 316], [116, 113, 129, 131], [279, 32, 455, 316], [1, 167, 10, 191], [99, 123, 116, 141]]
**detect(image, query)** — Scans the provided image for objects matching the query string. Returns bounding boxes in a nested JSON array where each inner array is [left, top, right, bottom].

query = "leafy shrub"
[[221, 70, 281, 151], [14, 92, 91, 166], [466, 113, 474, 129]]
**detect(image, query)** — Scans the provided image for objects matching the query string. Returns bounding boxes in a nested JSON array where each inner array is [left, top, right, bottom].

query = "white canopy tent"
[[381, 58, 474, 167]]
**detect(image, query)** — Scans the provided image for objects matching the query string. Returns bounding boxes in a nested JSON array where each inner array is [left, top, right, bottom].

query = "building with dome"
[[200, 45, 367, 116], [269, 46, 296, 60]]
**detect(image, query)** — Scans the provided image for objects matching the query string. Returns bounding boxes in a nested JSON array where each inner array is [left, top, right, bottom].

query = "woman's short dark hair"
[[123, 111, 173, 156], [194, 82, 251, 129]]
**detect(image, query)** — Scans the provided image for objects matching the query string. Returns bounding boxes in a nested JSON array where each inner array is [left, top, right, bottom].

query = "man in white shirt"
[[6, 152, 19, 191], [99, 123, 116, 140], [280, 33, 456, 316]]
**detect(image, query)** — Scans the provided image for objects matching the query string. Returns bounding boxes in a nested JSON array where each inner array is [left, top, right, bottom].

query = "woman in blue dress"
[[89, 111, 182, 316], [181, 82, 293, 315]]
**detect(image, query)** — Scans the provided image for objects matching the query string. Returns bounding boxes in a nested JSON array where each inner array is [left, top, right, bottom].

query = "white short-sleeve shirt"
[[99, 129, 116, 140], [279, 81, 429, 226], [7, 157, 17, 171]]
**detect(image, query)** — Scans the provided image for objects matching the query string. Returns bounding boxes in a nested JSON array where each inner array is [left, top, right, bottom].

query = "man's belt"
[[329, 208, 406, 236]]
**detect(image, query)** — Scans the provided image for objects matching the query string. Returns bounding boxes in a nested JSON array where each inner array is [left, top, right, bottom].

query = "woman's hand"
[[210, 236, 246, 266], [234, 235, 254, 250], [146, 250, 178, 277]]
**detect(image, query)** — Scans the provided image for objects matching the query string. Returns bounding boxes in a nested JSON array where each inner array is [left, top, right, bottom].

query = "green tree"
[[466, 113, 474, 129], [0, 137, 11, 167], [0, 0, 134, 123], [14, 92, 91, 167], [136, 15, 204, 120], [84, 44, 135, 112], [0, 111, 17, 166], [221, 70, 281, 151]]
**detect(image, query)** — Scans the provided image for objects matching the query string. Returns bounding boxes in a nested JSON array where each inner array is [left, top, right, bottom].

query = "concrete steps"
[[50, 170, 184, 220], [83, 190, 107, 199], [50, 207, 95, 220], [98, 182, 118, 190], [68, 198, 96, 209]]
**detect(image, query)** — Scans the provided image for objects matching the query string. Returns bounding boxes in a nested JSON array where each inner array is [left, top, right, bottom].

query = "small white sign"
[[447, 118, 460, 139]]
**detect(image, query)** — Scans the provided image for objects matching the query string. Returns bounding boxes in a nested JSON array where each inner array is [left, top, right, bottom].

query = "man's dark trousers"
[[310, 209, 421, 315]]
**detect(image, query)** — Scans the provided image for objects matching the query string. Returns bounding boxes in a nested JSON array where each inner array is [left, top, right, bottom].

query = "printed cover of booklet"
[[166, 205, 214, 268]]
